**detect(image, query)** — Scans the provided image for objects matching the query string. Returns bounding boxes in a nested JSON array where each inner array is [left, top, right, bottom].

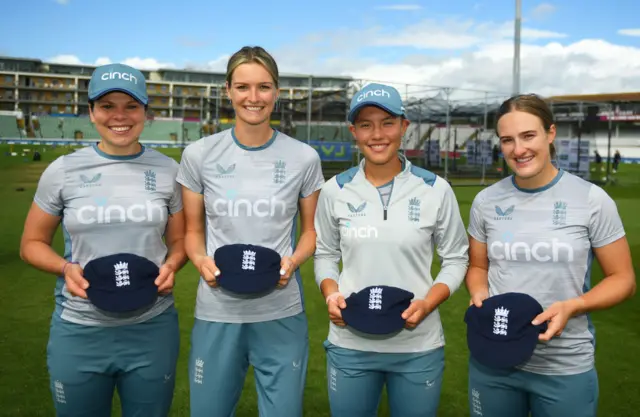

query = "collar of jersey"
[[357, 152, 411, 182], [231, 127, 278, 151], [511, 168, 564, 194], [92, 143, 146, 160]]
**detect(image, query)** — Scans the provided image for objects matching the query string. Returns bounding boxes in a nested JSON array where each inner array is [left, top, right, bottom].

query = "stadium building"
[[1, 55, 639, 168], [0, 55, 353, 143]]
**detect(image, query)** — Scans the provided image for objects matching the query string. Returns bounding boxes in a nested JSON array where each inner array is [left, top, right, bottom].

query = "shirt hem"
[[57, 298, 173, 327], [516, 362, 595, 376], [194, 305, 304, 324], [327, 335, 445, 354]]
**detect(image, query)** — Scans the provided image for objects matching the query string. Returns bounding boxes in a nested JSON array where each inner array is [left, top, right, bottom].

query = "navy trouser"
[[189, 312, 309, 417], [325, 341, 445, 417], [47, 306, 180, 417], [468, 357, 599, 417]]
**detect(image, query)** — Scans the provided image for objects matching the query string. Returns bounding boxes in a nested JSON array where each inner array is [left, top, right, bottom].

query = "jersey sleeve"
[[33, 156, 65, 216], [176, 140, 204, 194], [168, 160, 183, 214], [467, 191, 487, 243], [588, 185, 625, 248], [313, 181, 341, 287], [432, 181, 470, 296], [300, 150, 325, 198]]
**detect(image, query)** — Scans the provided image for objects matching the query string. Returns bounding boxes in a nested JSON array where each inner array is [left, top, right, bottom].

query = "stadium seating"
[[139, 120, 181, 142], [291, 123, 351, 142], [0, 115, 22, 138]]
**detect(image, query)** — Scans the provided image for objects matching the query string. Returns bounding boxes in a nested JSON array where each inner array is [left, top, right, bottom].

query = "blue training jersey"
[[468, 169, 626, 375], [33, 144, 183, 327], [176, 128, 325, 323]]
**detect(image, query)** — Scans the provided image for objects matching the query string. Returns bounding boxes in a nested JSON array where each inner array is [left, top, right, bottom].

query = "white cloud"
[[374, 4, 422, 11], [355, 18, 567, 51], [45, 55, 175, 70], [42, 16, 640, 99], [618, 28, 640, 37], [120, 57, 176, 70], [270, 18, 640, 98], [531, 3, 556, 19], [47, 54, 82, 65], [345, 39, 640, 99], [183, 55, 230, 72], [95, 57, 112, 66], [521, 28, 567, 39]]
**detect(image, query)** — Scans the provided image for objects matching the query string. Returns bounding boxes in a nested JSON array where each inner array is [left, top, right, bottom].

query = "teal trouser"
[[324, 341, 445, 417], [189, 312, 309, 417], [46, 306, 180, 417], [468, 357, 599, 417]]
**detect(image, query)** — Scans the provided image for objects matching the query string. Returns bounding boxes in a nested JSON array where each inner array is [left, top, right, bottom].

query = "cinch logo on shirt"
[[490, 236, 574, 263], [340, 221, 378, 239], [212, 190, 286, 218], [101, 71, 138, 84], [77, 199, 167, 224]]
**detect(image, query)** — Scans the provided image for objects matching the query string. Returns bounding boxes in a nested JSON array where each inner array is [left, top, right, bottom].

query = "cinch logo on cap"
[[100, 70, 138, 84], [347, 82, 405, 123], [356, 89, 391, 102], [88, 63, 148, 105]]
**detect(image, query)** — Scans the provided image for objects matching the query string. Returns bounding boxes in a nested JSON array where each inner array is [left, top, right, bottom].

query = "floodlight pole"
[[606, 104, 613, 183], [307, 75, 313, 144], [513, 0, 522, 95], [444, 88, 452, 181]]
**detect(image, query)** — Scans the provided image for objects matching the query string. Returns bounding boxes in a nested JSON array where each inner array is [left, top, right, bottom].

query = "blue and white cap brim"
[[348, 102, 405, 123], [89, 87, 148, 106]]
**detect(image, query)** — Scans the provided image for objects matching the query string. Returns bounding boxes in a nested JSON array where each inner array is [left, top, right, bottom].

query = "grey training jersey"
[[34, 144, 183, 327], [314, 156, 469, 353], [176, 129, 324, 323], [468, 170, 625, 375]]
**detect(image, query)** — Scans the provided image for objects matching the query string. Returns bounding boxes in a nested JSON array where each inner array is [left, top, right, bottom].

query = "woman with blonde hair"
[[177, 46, 325, 417]]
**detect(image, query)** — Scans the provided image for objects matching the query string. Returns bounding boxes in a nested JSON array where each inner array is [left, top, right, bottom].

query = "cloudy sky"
[[3, 0, 640, 101]]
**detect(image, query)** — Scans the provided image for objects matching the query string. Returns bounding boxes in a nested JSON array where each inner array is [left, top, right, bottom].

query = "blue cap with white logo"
[[83, 253, 159, 313], [341, 285, 415, 335], [88, 63, 148, 105], [464, 292, 548, 369], [348, 83, 405, 123], [213, 244, 282, 295]]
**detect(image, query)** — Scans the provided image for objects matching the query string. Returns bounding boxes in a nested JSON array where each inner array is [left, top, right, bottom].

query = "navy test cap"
[[213, 244, 282, 295], [465, 292, 548, 369], [84, 253, 159, 313], [341, 285, 415, 335]]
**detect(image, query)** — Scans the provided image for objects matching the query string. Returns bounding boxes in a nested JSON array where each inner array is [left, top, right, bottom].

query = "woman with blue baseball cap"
[[20, 63, 186, 417], [177, 46, 325, 417], [314, 82, 469, 416], [465, 94, 635, 417]]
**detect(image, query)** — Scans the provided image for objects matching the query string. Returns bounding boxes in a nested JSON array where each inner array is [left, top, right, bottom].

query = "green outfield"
[[0, 144, 638, 417]]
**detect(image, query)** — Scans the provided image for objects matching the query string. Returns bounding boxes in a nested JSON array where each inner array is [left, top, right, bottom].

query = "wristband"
[[62, 261, 79, 276], [325, 292, 343, 305]]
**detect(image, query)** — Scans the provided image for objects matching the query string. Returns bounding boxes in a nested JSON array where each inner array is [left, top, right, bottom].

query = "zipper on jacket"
[[377, 180, 394, 221]]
